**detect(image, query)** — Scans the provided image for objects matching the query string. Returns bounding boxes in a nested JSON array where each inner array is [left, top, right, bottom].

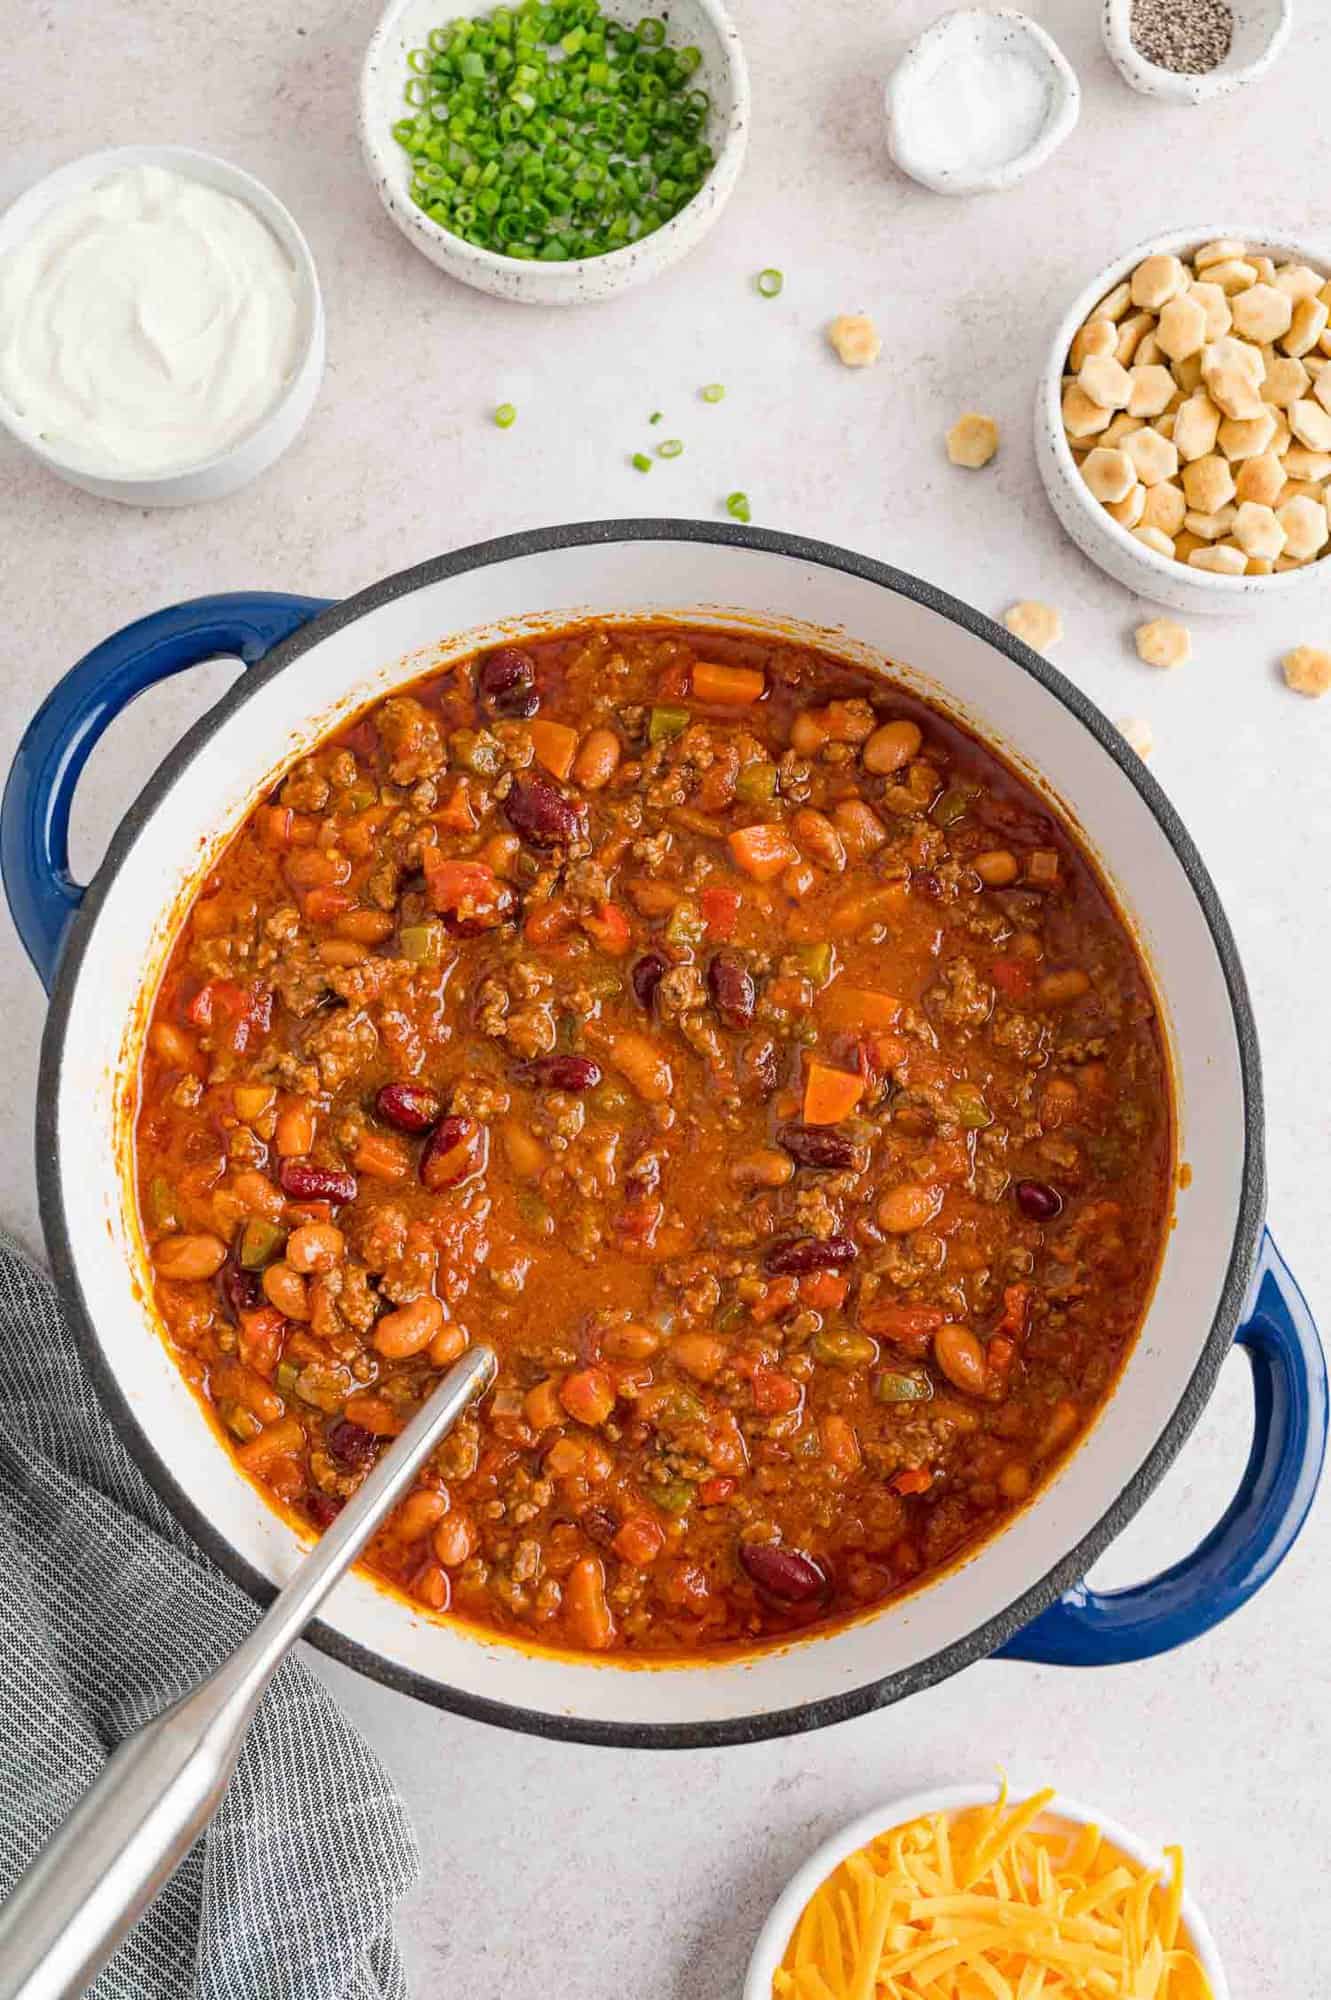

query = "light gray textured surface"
[[2, 1, 1328, 1995]]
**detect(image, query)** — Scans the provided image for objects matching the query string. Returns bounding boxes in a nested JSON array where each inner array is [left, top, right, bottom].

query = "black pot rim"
[[36, 519, 1266, 1750]]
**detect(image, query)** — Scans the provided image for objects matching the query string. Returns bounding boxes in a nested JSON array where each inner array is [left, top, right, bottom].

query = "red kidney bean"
[[504, 775, 587, 849], [278, 1158, 358, 1205], [740, 1038, 780, 1100], [738, 1541, 827, 1602], [765, 1235, 859, 1275], [220, 1261, 262, 1319], [516, 1055, 603, 1091], [420, 1115, 485, 1190], [579, 1505, 620, 1546], [777, 1122, 857, 1170], [306, 1492, 344, 1528], [1015, 1179, 1063, 1221], [707, 949, 756, 1030], [442, 885, 517, 937], [376, 1082, 443, 1133], [477, 646, 538, 717], [326, 1421, 378, 1473], [631, 950, 668, 1010]]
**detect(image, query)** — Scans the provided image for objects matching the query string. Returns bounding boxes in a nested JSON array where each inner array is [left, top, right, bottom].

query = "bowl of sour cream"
[[0, 145, 324, 505]]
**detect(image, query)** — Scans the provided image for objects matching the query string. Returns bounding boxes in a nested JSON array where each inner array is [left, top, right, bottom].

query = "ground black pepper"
[[1130, 0, 1234, 73]]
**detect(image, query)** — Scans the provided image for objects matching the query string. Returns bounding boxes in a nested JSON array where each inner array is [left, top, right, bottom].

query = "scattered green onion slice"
[[649, 410, 663, 424], [656, 438, 684, 458], [726, 490, 752, 523], [701, 382, 725, 402], [632, 451, 652, 472], [756, 267, 784, 297], [493, 402, 517, 428]]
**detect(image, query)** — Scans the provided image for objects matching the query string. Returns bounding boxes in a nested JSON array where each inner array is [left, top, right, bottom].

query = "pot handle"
[[1, 593, 331, 992], [998, 1228, 1326, 1667]]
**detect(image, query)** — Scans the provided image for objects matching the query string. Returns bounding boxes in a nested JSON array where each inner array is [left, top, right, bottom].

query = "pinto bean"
[[374, 1293, 445, 1358], [395, 1488, 449, 1540], [738, 1541, 827, 1602], [572, 727, 621, 790], [285, 1223, 345, 1273], [934, 1323, 987, 1396], [153, 1233, 227, 1281], [863, 719, 923, 774], [263, 1262, 310, 1320]]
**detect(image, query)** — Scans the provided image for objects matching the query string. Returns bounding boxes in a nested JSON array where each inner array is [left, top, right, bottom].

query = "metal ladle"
[[0, 1344, 497, 2000]]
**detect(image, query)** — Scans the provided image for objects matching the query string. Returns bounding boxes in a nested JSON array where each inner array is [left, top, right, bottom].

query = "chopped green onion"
[[656, 438, 684, 458], [493, 401, 517, 427], [631, 450, 652, 472], [756, 267, 784, 297], [649, 410, 663, 423], [700, 382, 725, 403], [725, 490, 752, 524]]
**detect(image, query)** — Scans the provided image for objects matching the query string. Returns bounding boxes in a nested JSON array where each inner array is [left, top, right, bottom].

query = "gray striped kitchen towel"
[[0, 1231, 419, 1999]]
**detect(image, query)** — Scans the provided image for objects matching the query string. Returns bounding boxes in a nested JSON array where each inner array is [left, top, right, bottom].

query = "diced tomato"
[[524, 898, 575, 945], [858, 1301, 944, 1358], [992, 957, 1035, 999], [698, 1476, 736, 1506], [237, 1306, 286, 1377], [560, 1366, 616, 1427], [258, 805, 294, 850], [303, 887, 354, 923], [434, 778, 478, 832], [611, 1514, 666, 1566], [750, 1277, 799, 1324], [657, 661, 691, 701], [581, 901, 631, 955], [798, 1271, 849, 1311], [751, 1368, 802, 1415], [820, 1414, 861, 1475], [423, 854, 500, 915], [188, 980, 271, 1054], [700, 885, 742, 940], [996, 1283, 1032, 1340], [892, 1467, 933, 1496]]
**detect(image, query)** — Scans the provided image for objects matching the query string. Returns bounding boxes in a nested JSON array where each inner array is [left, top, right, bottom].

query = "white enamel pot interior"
[[40, 523, 1262, 1746]]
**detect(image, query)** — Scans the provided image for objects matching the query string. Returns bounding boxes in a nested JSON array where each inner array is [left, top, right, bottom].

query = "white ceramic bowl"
[[1036, 222, 1331, 615], [1102, 0, 1291, 105], [885, 8, 1079, 196], [744, 1781, 1230, 2000], [0, 146, 325, 507], [360, 0, 749, 304]]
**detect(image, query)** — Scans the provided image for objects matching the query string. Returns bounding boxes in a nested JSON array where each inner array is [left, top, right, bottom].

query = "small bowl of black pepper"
[[1102, 0, 1291, 103]]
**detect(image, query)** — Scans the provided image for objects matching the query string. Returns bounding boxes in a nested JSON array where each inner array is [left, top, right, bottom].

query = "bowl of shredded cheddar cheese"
[[745, 1780, 1226, 2000]]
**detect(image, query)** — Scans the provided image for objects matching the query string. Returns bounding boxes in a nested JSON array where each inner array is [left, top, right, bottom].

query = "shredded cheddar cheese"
[[773, 1785, 1213, 2000]]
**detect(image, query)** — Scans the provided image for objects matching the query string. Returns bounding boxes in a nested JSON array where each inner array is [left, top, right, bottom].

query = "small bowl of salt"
[[1101, 0, 1291, 105], [885, 8, 1080, 197]]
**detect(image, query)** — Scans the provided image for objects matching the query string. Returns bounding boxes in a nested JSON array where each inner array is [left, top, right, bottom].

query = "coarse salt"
[[893, 39, 1052, 177]]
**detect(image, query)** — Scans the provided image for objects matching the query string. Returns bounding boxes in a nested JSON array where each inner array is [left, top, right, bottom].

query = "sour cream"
[[0, 163, 304, 476]]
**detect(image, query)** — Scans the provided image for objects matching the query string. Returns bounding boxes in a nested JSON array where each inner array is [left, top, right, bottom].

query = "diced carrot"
[[353, 1129, 411, 1181], [581, 901, 631, 955], [524, 898, 575, 945], [544, 1436, 587, 1480], [751, 1368, 801, 1415], [700, 885, 742, 939], [275, 1098, 315, 1157], [820, 1414, 862, 1475], [798, 1271, 849, 1310], [825, 882, 910, 938], [692, 661, 766, 705], [802, 1061, 865, 1125], [750, 1276, 799, 1324], [529, 718, 579, 781], [893, 1467, 933, 1497], [524, 1376, 565, 1431], [559, 1365, 616, 1428], [818, 984, 900, 1033], [611, 1514, 666, 1566], [780, 861, 818, 902], [303, 887, 354, 923], [992, 956, 1035, 999], [698, 1476, 736, 1506], [728, 823, 799, 883], [422, 854, 499, 915], [565, 1555, 615, 1650]]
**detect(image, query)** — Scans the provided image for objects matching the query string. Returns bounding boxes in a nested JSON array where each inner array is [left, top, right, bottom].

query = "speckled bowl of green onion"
[[360, 0, 749, 303]]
